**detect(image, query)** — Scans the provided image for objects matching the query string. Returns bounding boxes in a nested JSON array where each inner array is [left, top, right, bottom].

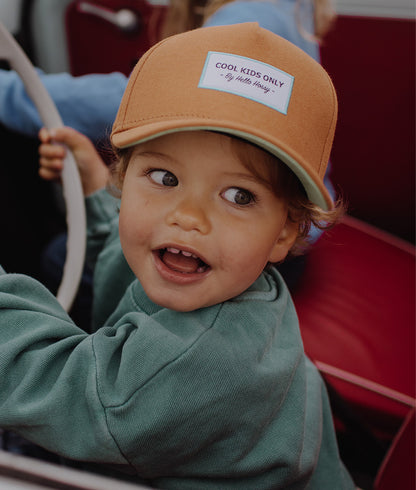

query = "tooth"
[[182, 251, 192, 257], [197, 266, 206, 273], [167, 248, 180, 254]]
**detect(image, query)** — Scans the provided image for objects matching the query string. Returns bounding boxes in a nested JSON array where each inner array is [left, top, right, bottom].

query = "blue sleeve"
[[204, 0, 320, 62], [0, 68, 127, 143]]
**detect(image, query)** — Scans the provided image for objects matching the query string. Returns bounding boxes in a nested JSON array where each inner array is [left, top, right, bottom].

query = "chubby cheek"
[[119, 208, 134, 247], [118, 206, 151, 262], [219, 236, 272, 292]]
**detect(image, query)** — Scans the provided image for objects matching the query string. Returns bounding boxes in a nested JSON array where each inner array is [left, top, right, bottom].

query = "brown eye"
[[149, 170, 178, 187], [223, 187, 254, 205]]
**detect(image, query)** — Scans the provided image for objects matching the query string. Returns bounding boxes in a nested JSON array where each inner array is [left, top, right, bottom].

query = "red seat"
[[374, 408, 415, 490], [293, 215, 415, 440], [65, 0, 167, 76]]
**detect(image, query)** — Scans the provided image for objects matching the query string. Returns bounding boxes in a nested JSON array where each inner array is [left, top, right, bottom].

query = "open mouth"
[[158, 247, 210, 274]]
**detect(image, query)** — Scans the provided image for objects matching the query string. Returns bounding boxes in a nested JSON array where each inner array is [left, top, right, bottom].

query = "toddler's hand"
[[38, 127, 110, 196], [38, 127, 66, 182]]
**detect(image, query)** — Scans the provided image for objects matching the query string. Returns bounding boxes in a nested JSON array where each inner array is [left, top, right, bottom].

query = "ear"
[[268, 218, 299, 264]]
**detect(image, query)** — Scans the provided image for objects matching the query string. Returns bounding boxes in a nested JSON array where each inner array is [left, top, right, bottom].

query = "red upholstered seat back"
[[374, 409, 415, 490], [294, 216, 415, 438]]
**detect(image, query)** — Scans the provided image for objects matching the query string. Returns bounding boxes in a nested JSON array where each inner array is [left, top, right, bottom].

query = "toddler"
[[0, 23, 354, 489]]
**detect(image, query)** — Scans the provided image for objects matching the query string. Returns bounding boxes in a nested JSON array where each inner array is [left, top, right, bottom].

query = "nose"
[[165, 195, 211, 234]]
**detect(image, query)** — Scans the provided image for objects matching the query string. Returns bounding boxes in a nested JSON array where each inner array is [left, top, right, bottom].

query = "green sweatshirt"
[[0, 189, 354, 489]]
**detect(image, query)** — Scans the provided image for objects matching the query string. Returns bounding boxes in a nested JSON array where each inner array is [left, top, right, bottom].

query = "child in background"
[[0, 0, 335, 144], [0, 23, 354, 488]]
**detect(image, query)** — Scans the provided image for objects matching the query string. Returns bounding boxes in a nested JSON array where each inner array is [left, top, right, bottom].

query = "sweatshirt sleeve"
[[85, 188, 120, 269], [0, 271, 224, 471], [0, 68, 127, 143], [0, 271, 129, 465]]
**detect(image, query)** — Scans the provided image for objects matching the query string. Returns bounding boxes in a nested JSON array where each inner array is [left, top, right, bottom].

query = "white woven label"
[[199, 52, 294, 114]]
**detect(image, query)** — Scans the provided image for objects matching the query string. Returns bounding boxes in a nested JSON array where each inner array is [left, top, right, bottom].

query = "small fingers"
[[39, 166, 62, 181], [38, 127, 52, 143], [38, 129, 66, 181], [39, 167, 62, 181], [39, 126, 86, 148], [38, 141, 66, 160], [39, 154, 64, 181], [39, 154, 64, 171]]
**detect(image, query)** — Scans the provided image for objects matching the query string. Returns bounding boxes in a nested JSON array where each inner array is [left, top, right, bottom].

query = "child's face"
[[118, 131, 297, 311]]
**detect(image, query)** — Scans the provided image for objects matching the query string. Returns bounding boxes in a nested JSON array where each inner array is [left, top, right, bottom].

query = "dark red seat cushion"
[[294, 216, 415, 438]]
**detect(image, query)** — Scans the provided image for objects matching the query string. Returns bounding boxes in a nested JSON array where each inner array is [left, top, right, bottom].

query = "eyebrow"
[[131, 149, 172, 161], [130, 149, 181, 167], [222, 171, 271, 189]]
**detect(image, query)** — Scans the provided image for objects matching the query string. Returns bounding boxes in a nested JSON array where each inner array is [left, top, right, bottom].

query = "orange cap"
[[111, 23, 337, 210]]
